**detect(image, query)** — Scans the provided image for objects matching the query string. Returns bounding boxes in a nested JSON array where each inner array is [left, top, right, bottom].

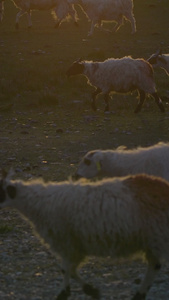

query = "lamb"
[[2, 170, 169, 299], [5, 0, 78, 29], [148, 49, 169, 76], [66, 57, 165, 113], [74, 142, 169, 180], [68, 0, 136, 36]]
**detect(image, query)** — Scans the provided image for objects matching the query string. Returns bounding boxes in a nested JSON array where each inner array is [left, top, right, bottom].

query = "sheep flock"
[[0, 1, 169, 300]]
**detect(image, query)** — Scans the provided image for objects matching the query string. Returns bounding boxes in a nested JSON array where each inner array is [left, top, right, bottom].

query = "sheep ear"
[[6, 185, 16, 199], [155, 48, 162, 56]]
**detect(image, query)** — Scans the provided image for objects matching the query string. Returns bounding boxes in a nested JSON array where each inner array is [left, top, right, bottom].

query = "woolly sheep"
[[68, 0, 136, 36], [1, 170, 169, 299], [148, 49, 169, 76], [74, 142, 169, 180], [66, 57, 165, 113], [4, 0, 78, 29]]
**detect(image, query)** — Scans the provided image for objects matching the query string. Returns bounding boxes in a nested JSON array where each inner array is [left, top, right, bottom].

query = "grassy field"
[[0, 0, 169, 181]]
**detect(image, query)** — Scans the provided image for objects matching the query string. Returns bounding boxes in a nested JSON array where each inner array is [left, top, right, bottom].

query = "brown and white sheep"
[[1, 170, 169, 299]]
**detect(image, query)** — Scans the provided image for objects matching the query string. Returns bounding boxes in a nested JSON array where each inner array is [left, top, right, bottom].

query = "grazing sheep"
[[68, 0, 136, 36], [1, 170, 169, 299], [0, 0, 4, 22], [66, 57, 165, 113], [74, 142, 169, 180], [7, 0, 78, 29], [148, 49, 169, 76]]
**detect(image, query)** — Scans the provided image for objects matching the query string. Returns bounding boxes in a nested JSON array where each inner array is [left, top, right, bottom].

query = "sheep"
[[7, 0, 78, 29], [74, 142, 169, 180], [68, 0, 136, 36], [66, 57, 165, 113], [148, 49, 169, 76], [0, 0, 4, 22], [1, 170, 169, 299]]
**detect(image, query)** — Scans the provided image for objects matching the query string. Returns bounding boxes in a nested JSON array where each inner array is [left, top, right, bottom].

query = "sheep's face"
[[0, 170, 17, 209], [74, 151, 102, 179], [66, 60, 84, 77], [148, 54, 167, 68]]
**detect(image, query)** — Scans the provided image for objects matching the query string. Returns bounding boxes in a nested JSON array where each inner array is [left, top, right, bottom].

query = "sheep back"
[[83, 57, 155, 94]]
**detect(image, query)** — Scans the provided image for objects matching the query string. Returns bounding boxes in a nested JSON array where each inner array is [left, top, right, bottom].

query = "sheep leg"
[[55, 19, 61, 28], [124, 11, 136, 34], [134, 90, 146, 113], [72, 267, 100, 299], [26, 11, 32, 28], [132, 257, 161, 300], [104, 93, 110, 112], [56, 261, 72, 300], [71, 267, 100, 299], [68, 5, 78, 27], [15, 10, 26, 29], [151, 92, 165, 113], [113, 16, 124, 32], [57, 259, 100, 299], [91, 88, 101, 111], [88, 20, 96, 36]]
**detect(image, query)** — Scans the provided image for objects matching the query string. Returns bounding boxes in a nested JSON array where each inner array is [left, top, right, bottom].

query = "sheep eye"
[[84, 158, 91, 166]]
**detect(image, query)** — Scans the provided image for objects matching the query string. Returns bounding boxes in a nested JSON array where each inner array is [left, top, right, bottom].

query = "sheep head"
[[74, 150, 103, 179], [66, 58, 84, 77], [148, 49, 167, 66]]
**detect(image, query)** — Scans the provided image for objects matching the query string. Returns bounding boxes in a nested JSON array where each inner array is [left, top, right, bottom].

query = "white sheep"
[[0, 0, 4, 22], [7, 0, 78, 29], [1, 170, 169, 300], [68, 0, 136, 36], [66, 57, 165, 113], [148, 49, 169, 76], [74, 142, 169, 180]]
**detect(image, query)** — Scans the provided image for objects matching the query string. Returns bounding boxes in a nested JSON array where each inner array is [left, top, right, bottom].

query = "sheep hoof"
[[131, 291, 146, 300], [83, 283, 100, 299], [56, 286, 71, 300]]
